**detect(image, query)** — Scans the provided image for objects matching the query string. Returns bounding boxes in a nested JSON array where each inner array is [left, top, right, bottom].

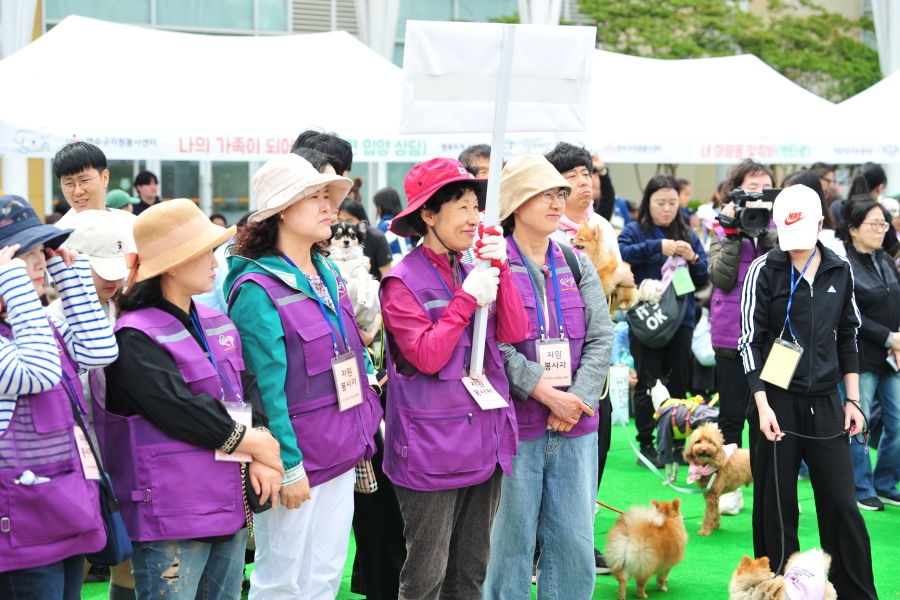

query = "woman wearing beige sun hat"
[[98, 199, 284, 600], [225, 154, 383, 599], [483, 154, 614, 599]]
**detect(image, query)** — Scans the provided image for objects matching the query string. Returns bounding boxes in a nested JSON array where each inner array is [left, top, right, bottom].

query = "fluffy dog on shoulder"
[[605, 499, 687, 600], [729, 552, 837, 600], [683, 422, 753, 536], [570, 222, 638, 315], [327, 222, 380, 329]]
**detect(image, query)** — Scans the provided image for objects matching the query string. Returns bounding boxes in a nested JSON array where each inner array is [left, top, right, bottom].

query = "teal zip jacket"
[[224, 251, 374, 485]]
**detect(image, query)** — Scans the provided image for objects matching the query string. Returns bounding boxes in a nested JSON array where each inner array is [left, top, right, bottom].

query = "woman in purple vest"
[[0, 195, 118, 599], [380, 158, 530, 600], [707, 160, 776, 511], [225, 154, 382, 599], [102, 200, 284, 600], [481, 155, 614, 598]]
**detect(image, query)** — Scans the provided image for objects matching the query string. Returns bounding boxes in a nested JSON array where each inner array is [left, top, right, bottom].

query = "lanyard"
[[189, 308, 243, 403], [509, 237, 566, 340], [281, 253, 350, 356], [781, 248, 817, 342], [424, 255, 470, 372]]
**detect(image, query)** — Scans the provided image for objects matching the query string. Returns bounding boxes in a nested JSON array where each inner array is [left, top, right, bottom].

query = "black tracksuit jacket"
[[739, 242, 860, 395]]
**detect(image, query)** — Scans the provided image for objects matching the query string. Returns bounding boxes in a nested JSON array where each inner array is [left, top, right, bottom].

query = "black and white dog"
[[327, 221, 380, 329]]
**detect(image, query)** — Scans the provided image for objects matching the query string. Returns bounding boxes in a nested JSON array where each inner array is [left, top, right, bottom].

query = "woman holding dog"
[[837, 197, 900, 512], [380, 158, 529, 599], [618, 175, 708, 467], [739, 185, 877, 598], [481, 154, 613, 598], [225, 154, 383, 599]]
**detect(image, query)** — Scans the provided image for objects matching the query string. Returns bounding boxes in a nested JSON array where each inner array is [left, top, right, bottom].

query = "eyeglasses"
[[539, 189, 569, 205], [820, 177, 834, 187], [61, 173, 101, 193], [861, 220, 889, 232]]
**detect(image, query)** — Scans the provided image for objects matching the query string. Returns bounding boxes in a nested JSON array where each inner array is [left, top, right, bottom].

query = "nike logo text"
[[784, 212, 804, 226]]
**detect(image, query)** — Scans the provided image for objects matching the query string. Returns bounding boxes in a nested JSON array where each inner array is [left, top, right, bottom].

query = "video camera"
[[716, 187, 781, 235]]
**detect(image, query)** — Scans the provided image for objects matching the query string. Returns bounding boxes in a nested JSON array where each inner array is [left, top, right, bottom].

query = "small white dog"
[[328, 222, 380, 330], [638, 279, 664, 305]]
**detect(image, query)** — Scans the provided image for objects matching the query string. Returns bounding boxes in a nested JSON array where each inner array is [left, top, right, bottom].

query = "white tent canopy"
[[835, 71, 900, 164], [0, 15, 883, 164]]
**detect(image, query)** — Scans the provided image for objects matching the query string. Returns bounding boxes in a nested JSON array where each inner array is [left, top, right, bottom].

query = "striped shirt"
[[0, 255, 118, 435]]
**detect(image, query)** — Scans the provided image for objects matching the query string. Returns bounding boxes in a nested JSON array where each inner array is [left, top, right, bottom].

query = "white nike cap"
[[773, 185, 823, 251]]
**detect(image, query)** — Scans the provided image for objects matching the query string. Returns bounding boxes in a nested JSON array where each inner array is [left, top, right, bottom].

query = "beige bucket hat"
[[250, 153, 353, 223], [127, 199, 235, 282], [499, 154, 571, 221]]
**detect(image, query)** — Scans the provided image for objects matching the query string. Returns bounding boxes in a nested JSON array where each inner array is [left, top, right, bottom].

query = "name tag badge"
[[536, 339, 572, 387], [671, 267, 696, 296], [74, 427, 100, 480], [216, 402, 253, 463], [462, 376, 509, 410], [333, 351, 364, 412], [760, 338, 804, 390]]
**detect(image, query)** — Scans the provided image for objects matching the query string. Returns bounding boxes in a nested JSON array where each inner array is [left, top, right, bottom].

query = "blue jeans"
[[0, 554, 84, 600], [132, 529, 248, 600], [849, 372, 900, 500], [483, 430, 598, 600]]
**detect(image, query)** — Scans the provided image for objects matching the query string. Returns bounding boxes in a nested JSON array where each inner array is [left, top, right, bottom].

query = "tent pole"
[[469, 23, 516, 379]]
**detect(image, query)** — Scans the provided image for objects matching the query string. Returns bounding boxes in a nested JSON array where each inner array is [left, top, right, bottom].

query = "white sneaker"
[[719, 489, 743, 516]]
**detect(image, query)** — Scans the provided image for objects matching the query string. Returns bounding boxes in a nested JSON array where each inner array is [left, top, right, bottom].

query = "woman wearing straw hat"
[[100, 199, 284, 600], [225, 154, 382, 599], [380, 158, 530, 600], [0, 195, 118, 599], [481, 155, 613, 599]]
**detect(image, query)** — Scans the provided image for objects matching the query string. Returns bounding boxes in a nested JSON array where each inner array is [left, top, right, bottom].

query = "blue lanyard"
[[423, 255, 470, 372], [281, 253, 349, 356], [781, 248, 817, 342], [509, 237, 566, 340], [189, 309, 243, 403]]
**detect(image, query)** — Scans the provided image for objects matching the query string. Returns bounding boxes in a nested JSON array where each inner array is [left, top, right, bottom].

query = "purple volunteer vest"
[[0, 320, 105, 573], [709, 227, 767, 350], [92, 304, 246, 542], [506, 239, 593, 440], [228, 270, 381, 487], [381, 246, 517, 492]]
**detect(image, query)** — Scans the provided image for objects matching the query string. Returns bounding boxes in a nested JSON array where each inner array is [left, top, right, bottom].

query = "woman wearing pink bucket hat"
[[381, 158, 530, 599]]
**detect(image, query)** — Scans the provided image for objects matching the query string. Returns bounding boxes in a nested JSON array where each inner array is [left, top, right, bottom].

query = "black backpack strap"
[[557, 242, 582, 287]]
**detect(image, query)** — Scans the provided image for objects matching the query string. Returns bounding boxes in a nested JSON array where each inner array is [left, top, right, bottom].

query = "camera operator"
[[708, 160, 777, 511]]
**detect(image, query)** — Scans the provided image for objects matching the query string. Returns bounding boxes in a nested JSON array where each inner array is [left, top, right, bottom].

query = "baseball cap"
[[66, 210, 133, 281], [773, 185, 823, 251], [390, 158, 487, 237], [105, 189, 140, 209]]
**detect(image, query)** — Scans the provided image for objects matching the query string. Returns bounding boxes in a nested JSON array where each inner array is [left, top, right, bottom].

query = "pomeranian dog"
[[327, 222, 380, 329], [570, 222, 638, 314], [605, 499, 687, 600], [729, 552, 837, 600], [683, 422, 753, 536]]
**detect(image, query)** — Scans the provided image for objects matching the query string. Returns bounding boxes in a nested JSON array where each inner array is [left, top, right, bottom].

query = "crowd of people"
[[0, 131, 892, 600]]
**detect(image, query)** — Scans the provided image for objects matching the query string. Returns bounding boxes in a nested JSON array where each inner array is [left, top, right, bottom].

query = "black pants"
[[598, 397, 612, 490], [752, 387, 877, 599], [715, 352, 758, 460], [351, 427, 407, 599], [630, 325, 693, 449]]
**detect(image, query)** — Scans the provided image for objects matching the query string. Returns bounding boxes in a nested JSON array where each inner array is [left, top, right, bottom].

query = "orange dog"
[[683, 423, 753, 536], [605, 499, 687, 600], [729, 553, 837, 600], [570, 222, 638, 315]]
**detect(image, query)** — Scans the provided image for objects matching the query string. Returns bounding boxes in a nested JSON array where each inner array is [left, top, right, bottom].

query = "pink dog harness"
[[784, 548, 826, 600], [687, 443, 737, 484]]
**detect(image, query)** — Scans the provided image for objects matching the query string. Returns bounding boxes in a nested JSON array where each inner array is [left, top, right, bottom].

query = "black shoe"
[[878, 491, 900, 506], [595, 548, 611, 575], [636, 447, 663, 469], [84, 564, 111, 583], [857, 497, 885, 511]]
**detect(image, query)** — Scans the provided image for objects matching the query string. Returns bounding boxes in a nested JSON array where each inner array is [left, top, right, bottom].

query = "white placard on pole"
[[399, 20, 595, 378]]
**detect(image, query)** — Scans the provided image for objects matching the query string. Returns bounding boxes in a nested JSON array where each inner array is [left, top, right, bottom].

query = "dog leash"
[[608, 386, 716, 495], [596, 500, 625, 515], [770, 401, 869, 576]]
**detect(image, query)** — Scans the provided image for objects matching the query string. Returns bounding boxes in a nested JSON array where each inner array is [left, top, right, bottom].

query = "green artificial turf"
[[82, 420, 900, 600]]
